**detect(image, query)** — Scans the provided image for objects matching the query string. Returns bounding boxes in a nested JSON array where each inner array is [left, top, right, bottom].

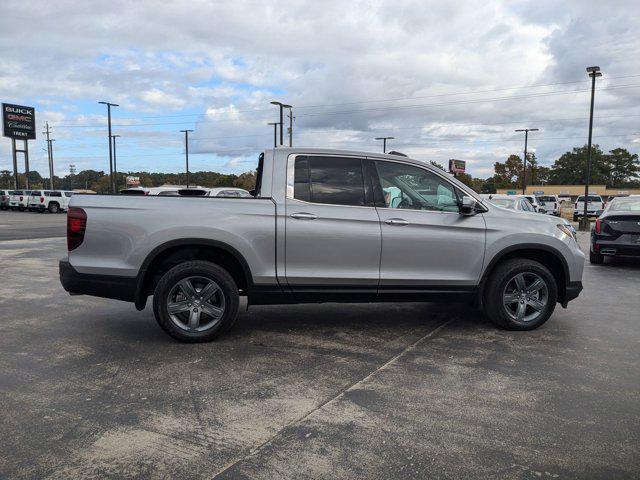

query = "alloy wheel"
[[166, 276, 225, 332], [502, 272, 549, 323]]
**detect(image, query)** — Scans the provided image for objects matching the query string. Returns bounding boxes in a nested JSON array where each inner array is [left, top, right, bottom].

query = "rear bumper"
[[592, 235, 640, 257], [59, 259, 137, 302]]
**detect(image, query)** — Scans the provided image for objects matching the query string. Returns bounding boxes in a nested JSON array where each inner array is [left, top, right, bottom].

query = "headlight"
[[557, 223, 576, 240]]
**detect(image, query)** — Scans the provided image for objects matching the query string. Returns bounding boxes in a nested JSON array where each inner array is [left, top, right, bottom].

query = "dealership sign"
[[2, 103, 36, 140], [448, 159, 466, 174]]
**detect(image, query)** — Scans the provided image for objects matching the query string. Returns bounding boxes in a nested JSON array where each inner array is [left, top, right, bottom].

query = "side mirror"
[[459, 196, 479, 216]]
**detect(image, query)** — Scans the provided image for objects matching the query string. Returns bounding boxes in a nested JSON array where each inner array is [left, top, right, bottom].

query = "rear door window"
[[293, 156, 366, 207]]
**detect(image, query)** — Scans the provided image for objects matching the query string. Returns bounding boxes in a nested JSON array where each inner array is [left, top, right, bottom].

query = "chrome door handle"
[[385, 218, 409, 226], [290, 212, 318, 220]]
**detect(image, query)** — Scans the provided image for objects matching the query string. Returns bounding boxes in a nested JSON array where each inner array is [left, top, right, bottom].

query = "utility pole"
[[270, 101, 291, 146], [287, 107, 294, 147], [11, 138, 18, 189], [514, 128, 539, 194], [580, 66, 602, 231], [111, 134, 120, 192], [180, 129, 194, 188], [375, 136, 394, 153], [69, 164, 76, 190], [43, 122, 55, 189], [98, 101, 119, 194], [267, 122, 278, 148]]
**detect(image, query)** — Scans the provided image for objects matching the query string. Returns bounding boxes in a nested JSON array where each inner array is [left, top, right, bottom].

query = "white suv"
[[573, 195, 604, 221], [28, 190, 74, 213], [9, 190, 32, 211], [537, 195, 560, 216]]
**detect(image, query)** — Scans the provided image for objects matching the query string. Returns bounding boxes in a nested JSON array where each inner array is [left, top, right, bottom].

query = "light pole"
[[375, 136, 394, 153], [270, 101, 291, 146], [180, 129, 194, 188], [514, 128, 539, 194], [287, 107, 294, 147], [111, 134, 120, 192], [267, 122, 278, 148], [580, 66, 602, 231], [98, 101, 119, 193]]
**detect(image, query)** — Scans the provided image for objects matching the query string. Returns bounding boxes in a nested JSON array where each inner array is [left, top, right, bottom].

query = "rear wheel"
[[48, 202, 59, 213], [589, 250, 604, 264], [152, 261, 239, 342], [484, 258, 557, 331]]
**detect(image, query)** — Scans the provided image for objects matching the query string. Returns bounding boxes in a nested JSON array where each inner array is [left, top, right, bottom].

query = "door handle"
[[385, 218, 409, 226], [290, 212, 318, 220]]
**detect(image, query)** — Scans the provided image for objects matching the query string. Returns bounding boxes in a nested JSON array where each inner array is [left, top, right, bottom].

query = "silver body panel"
[[67, 147, 584, 296]]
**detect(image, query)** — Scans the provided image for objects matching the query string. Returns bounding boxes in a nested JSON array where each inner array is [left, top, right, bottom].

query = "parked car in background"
[[480, 194, 537, 213], [558, 196, 572, 205], [590, 195, 640, 264], [537, 195, 560, 216], [0, 189, 10, 210], [522, 195, 546, 213], [60, 148, 584, 342], [207, 188, 252, 197], [573, 194, 605, 221], [28, 190, 74, 213], [9, 190, 31, 211]]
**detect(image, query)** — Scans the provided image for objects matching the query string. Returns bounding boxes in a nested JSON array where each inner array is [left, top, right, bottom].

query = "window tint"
[[537, 196, 555, 202], [294, 156, 366, 206], [374, 161, 459, 212], [293, 156, 311, 202], [64, 192, 74, 197], [50, 191, 62, 197], [522, 199, 535, 212], [577, 195, 602, 202], [30, 191, 42, 196]]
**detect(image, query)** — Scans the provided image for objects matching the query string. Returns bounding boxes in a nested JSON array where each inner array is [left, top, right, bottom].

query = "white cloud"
[[0, 0, 638, 177]]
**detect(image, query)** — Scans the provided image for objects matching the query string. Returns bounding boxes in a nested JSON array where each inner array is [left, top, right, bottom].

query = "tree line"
[[0, 169, 257, 193], [436, 144, 639, 193]]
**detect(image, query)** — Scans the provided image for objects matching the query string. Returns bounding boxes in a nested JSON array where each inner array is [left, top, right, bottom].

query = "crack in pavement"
[[210, 316, 455, 479]]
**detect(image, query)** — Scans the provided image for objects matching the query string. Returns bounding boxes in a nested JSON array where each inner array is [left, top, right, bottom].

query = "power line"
[[49, 76, 640, 127]]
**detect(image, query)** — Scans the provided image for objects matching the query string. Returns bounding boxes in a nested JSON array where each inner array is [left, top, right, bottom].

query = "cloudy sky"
[[1, 0, 638, 179]]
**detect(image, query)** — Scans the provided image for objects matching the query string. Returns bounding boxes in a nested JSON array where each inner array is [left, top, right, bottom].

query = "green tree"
[[493, 154, 523, 188], [605, 148, 639, 187], [549, 144, 608, 185]]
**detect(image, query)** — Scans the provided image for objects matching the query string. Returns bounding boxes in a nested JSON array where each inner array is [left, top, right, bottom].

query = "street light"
[[270, 101, 291, 146], [580, 66, 603, 231], [514, 128, 539, 194], [98, 101, 119, 193], [267, 122, 278, 148], [180, 129, 194, 188], [375, 136, 394, 153], [111, 134, 121, 192]]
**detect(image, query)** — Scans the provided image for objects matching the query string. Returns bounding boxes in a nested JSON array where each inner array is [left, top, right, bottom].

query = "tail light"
[[40, 197, 45, 203], [67, 207, 87, 251], [575, 202, 578, 209], [554, 203, 557, 210], [595, 218, 602, 234]]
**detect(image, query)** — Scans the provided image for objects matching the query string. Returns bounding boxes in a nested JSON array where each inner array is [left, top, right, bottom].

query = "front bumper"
[[59, 259, 137, 303], [563, 281, 583, 307]]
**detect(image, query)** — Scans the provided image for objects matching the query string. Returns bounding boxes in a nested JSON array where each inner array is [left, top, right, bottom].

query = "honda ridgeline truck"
[[60, 148, 584, 342]]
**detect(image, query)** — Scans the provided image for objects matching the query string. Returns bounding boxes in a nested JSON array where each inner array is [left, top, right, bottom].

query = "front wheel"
[[484, 258, 557, 331], [152, 261, 239, 342], [48, 202, 59, 213]]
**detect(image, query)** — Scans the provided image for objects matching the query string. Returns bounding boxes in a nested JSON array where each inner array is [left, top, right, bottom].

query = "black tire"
[[589, 250, 604, 264], [484, 258, 557, 331], [48, 202, 59, 213], [152, 261, 239, 343]]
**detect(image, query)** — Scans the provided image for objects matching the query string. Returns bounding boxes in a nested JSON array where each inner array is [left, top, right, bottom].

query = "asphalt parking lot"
[[1, 211, 639, 479]]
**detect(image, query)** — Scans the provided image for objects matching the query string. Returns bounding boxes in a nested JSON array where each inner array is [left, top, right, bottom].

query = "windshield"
[[490, 198, 517, 209], [577, 195, 602, 202], [30, 191, 42, 196], [610, 198, 640, 211], [537, 196, 555, 202]]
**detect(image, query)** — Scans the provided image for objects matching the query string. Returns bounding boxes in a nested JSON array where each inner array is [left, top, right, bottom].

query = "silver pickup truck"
[[60, 148, 584, 342]]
